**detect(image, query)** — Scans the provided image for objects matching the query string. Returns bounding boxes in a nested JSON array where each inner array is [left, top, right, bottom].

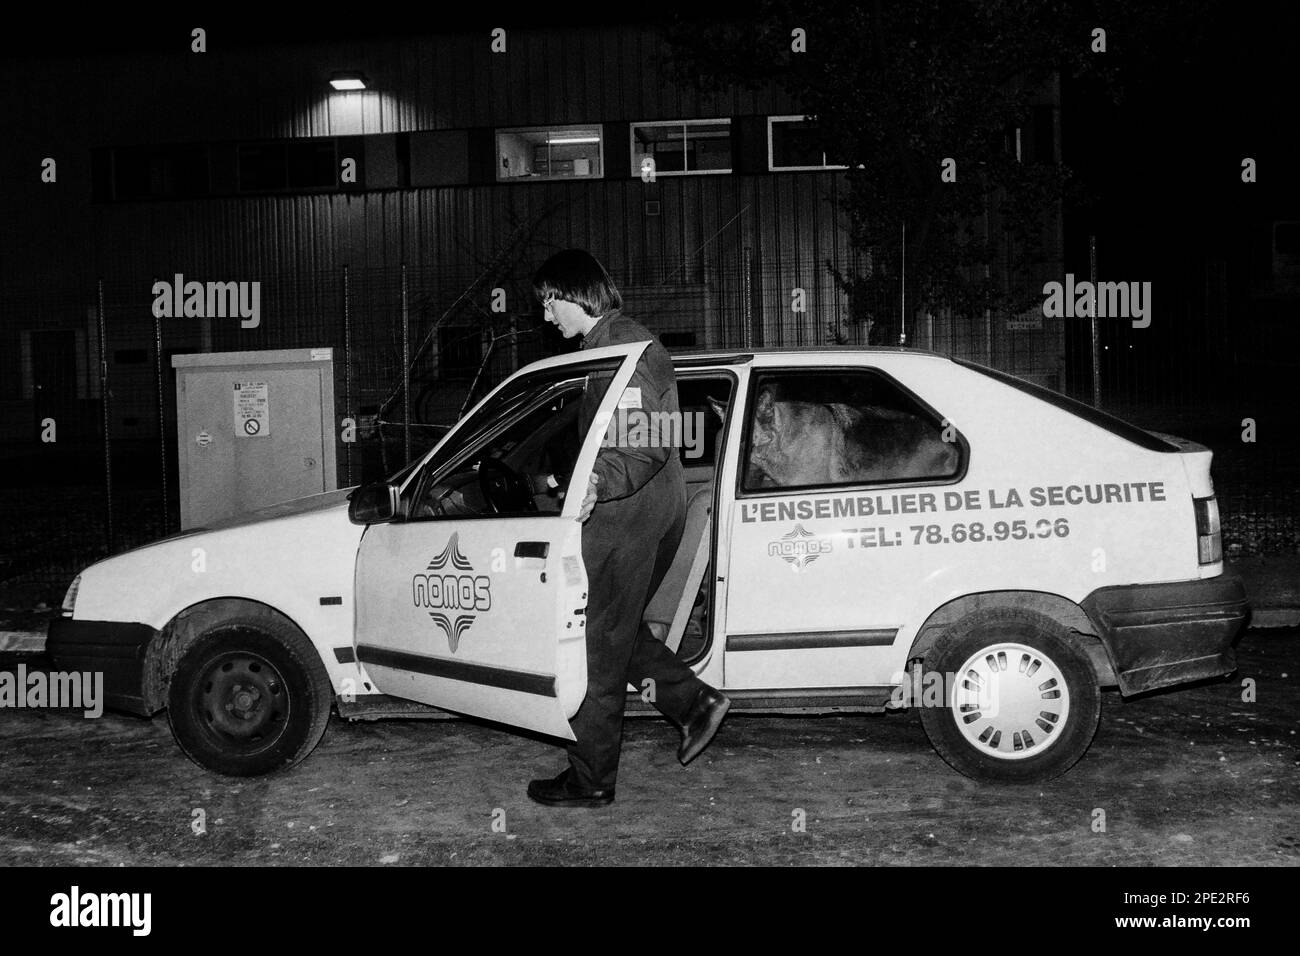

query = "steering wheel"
[[479, 458, 538, 514]]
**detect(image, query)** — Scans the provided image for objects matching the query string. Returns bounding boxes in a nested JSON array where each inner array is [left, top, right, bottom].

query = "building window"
[[237, 140, 338, 193], [496, 126, 603, 181], [95, 137, 365, 201], [630, 119, 731, 177], [658, 331, 699, 348], [767, 115, 847, 172], [1273, 220, 1300, 293], [108, 144, 212, 200]]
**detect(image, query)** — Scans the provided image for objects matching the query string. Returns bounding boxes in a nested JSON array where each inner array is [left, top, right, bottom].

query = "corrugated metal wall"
[[0, 20, 1064, 425], [1, 24, 821, 286], [0, 21, 871, 453]]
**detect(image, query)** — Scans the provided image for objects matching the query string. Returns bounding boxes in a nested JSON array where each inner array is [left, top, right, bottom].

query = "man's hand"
[[576, 472, 600, 522]]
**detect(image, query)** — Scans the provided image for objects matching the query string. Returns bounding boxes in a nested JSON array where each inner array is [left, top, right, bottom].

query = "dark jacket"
[[579, 310, 682, 502]]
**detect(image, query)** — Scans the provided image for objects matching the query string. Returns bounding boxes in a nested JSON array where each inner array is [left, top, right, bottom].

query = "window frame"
[[406, 378, 588, 522], [494, 125, 606, 183], [673, 369, 739, 470], [401, 356, 625, 519], [235, 138, 342, 195], [629, 118, 733, 178], [734, 365, 969, 499], [767, 115, 849, 172]]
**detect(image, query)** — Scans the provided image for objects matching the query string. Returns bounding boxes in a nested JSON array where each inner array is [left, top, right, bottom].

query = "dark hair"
[[532, 249, 622, 318]]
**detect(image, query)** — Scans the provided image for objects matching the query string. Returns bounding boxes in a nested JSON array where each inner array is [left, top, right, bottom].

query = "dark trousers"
[[566, 459, 707, 790]]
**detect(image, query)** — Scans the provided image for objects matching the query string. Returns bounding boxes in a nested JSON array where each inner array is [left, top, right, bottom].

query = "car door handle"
[[514, 542, 550, 559]]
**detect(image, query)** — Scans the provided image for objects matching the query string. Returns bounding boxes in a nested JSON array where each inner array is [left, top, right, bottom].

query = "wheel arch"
[[906, 590, 1118, 688], [141, 597, 320, 714]]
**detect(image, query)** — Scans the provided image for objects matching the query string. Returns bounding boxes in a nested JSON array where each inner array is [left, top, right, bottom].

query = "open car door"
[[353, 341, 649, 739]]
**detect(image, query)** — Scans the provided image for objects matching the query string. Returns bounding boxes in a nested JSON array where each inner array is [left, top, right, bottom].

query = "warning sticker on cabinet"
[[233, 382, 270, 437]]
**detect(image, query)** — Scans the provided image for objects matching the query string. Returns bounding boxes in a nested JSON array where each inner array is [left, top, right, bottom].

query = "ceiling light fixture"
[[329, 72, 368, 91]]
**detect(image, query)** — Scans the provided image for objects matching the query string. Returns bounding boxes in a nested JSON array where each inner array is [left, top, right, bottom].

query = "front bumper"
[[1082, 574, 1249, 696], [46, 617, 160, 716]]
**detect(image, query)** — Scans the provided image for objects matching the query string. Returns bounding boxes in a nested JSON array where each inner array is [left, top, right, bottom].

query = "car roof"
[[671, 346, 954, 367]]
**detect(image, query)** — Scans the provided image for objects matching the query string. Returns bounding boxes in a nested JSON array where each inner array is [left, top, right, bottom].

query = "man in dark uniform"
[[527, 249, 730, 808]]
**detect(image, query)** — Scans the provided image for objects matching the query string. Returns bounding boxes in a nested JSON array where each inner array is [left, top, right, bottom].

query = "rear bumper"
[[46, 617, 159, 716], [1082, 575, 1249, 696]]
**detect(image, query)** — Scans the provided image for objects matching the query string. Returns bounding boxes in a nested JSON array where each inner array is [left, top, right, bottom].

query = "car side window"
[[407, 359, 619, 519], [675, 376, 734, 471], [741, 369, 961, 492]]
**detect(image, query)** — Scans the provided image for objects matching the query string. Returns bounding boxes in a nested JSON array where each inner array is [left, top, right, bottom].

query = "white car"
[[49, 344, 1248, 783]]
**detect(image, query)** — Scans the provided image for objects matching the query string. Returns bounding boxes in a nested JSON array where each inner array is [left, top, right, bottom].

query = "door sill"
[[623, 685, 895, 715]]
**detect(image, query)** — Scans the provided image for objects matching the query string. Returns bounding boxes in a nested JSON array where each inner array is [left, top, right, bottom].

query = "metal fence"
[[2, 252, 1296, 598]]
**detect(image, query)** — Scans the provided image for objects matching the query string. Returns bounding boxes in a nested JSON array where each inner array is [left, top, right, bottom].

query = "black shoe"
[[526, 769, 615, 807], [678, 687, 731, 765]]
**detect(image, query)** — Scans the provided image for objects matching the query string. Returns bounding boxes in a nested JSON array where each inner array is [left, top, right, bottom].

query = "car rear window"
[[739, 368, 964, 492], [955, 359, 1178, 452]]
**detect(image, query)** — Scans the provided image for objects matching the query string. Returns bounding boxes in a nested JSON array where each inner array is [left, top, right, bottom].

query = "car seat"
[[642, 481, 713, 654]]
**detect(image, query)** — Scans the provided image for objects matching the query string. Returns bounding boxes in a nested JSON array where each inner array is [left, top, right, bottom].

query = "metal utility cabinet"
[[173, 348, 337, 529]]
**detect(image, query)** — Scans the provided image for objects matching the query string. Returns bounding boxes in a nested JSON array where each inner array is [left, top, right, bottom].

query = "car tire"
[[167, 615, 333, 777], [917, 608, 1101, 783]]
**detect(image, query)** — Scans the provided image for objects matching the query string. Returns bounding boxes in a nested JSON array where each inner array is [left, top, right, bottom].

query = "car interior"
[[641, 375, 732, 664]]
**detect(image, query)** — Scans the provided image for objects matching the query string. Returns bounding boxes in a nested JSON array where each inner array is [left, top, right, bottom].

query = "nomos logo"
[[767, 524, 832, 571], [50, 886, 151, 936], [151, 273, 261, 328], [411, 532, 491, 653]]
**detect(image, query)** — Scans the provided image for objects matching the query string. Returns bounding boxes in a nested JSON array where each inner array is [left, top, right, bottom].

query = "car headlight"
[[61, 574, 81, 617]]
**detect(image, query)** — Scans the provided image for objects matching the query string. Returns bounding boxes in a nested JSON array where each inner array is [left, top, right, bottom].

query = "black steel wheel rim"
[[190, 651, 291, 754]]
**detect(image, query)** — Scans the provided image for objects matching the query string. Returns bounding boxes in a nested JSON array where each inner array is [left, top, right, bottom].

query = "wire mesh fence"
[[2, 252, 1295, 598]]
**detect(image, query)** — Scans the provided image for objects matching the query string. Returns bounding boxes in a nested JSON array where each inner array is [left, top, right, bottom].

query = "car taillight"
[[1194, 496, 1222, 564]]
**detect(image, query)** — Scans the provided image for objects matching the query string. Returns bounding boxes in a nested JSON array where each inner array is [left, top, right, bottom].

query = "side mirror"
[[348, 482, 401, 525]]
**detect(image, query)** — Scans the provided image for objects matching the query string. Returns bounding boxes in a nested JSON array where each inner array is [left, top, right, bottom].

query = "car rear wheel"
[[167, 616, 333, 777], [917, 608, 1101, 783]]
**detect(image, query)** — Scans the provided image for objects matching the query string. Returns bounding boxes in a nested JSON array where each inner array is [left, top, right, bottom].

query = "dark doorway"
[[31, 329, 77, 433]]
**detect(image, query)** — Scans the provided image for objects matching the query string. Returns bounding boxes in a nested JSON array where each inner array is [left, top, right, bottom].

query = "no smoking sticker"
[[233, 382, 270, 438]]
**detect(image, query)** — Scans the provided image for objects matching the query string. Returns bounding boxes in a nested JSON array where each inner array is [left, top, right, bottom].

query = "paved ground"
[[0, 627, 1295, 866]]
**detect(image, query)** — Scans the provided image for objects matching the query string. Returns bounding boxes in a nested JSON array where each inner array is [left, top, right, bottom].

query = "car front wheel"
[[167, 615, 333, 777], [917, 608, 1101, 783]]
